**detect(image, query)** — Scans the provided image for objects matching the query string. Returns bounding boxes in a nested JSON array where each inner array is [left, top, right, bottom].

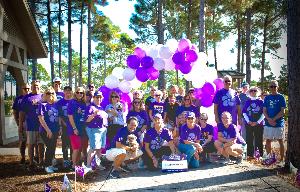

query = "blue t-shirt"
[[66, 99, 86, 136], [38, 102, 59, 133], [111, 127, 139, 148], [263, 94, 286, 127], [200, 123, 214, 144], [20, 93, 42, 131]]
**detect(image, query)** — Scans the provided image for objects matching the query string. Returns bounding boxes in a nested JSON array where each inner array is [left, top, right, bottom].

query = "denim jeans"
[[178, 143, 199, 168]]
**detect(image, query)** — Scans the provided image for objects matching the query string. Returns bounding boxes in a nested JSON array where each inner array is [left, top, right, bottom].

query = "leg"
[[87, 148, 96, 167], [113, 153, 126, 170], [224, 146, 240, 157], [61, 126, 69, 160], [254, 125, 264, 156], [265, 139, 272, 155], [278, 139, 285, 161], [246, 124, 254, 157], [178, 143, 196, 164]]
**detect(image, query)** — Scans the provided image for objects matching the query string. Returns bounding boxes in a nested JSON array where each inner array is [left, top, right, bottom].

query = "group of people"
[[12, 75, 286, 179]]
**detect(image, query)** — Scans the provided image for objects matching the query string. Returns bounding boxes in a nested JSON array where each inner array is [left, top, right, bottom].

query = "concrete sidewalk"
[[0, 147, 63, 156], [88, 162, 299, 192]]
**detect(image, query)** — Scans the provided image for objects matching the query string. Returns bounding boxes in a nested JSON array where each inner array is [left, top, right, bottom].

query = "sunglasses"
[[225, 80, 231, 83], [111, 95, 119, 98], [250, 90, 257, 92], [187, 117, 194, 120], [76, 91, 84, 94], [269, 85, 277, 88], [151, 90, 156, 92], [200, 118, 208, 121], [46, 92, 55, 95], [94, 96, 103, 99], [185, 98, 191, 101], [155, 95, 161, 97], [134, 101, 140, 104], [23, 88, 30, 90]]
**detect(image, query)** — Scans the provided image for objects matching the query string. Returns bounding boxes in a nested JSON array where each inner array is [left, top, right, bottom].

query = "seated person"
[[199, 113, 217, 160], [178, 112, 203, 168], [142, 113, 176, 171], [106, 117, 143, 178], [214, 111, 245, 164]]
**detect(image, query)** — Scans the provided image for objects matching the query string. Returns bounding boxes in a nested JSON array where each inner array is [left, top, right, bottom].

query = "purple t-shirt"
[[57, 98, 71, 122], [66, 99, 86, 136], [144, 127, 173, 151], [179, 124, 201, 144], [242, 99, 264, 124], [56, 91, 64, 100], [176, 105, 200, 117], [145, 96, 156, 109], [38, 102, 59, 133], [213, 88, 241, 124], [217, 123, 245, 144], [263, 94, 286, 127], [150, 101, 166, 117], [20, 93, 42, 131], [126, 110, 149, 131], [12, 95, 25, 120], [85, 104, 108, 128], [110, 127, 139, 148], [200, 123, 214, 143]]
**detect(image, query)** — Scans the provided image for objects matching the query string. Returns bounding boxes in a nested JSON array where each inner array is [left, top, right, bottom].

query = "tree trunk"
[[157, 0, 165, 90], [237, 15, 241, 73], [58, 0, 62, 78], [198, 0, 205, 52], [47, 0, 54, 82], [30, 0, 37, 80], [185, 0, 192, 92], [87, 5, 92, 86], [213, 42, 217, 70], [286, 0, 300, 169], [67, 0, 72, 87], [241, 29, 245, 73], [261, 16, 268, 92], [245, 9, 251, 84], [79, 0, 84, 86], [104, 45, 107, 78]]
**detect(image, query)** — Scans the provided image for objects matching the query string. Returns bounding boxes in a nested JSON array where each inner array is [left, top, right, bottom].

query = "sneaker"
[[45, 166, 55, 173], [50, 166, 59, 171], [262, 157, 276, 166], [120, 164, 132, 173], [84, 166, 93, 174], [110, 169, 120, 179]]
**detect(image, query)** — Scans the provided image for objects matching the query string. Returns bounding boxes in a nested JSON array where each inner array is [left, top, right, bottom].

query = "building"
[[217, 70, 246, 88], [0, 0, 47, 145]]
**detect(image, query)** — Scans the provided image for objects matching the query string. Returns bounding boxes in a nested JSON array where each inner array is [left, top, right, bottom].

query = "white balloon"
[[105, 75, 119, 89], [198, 52, 208, 65], [205, 67, 218, 82], [166, 39, 178, 52], [146, 47, 159, 58], [159, 46, 173, 59], [123, 68, 136, 81], [119, 80, 132, 93], [130, 77, 142, 89], [164, 58, 175, 71], [153, 58, 165, 70], [184, 73, 193, 81], [192, 79, 205, 88], [112, 67, 124, 79]]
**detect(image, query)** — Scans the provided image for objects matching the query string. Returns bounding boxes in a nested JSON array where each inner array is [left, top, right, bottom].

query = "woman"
[[148, 90, 166, 123], [38, 87, 60, 173], [106, 117, 143, 178], [243, 86, 264, 157], [105, 91, 126, 144], [126, 98, 149, 144], [142, 113, 176, 171], [67, 87, 87, 168], [165, 95, 179, 134], [176, 95, 200, 124], [178, 112, 202, 168], [199, 113, 217, 160], [214, 111, 244, 164], [85, 91, 108, 173]]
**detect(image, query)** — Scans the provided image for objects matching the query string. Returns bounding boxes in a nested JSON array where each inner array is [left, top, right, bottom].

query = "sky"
[[39, 0, 286, 83]]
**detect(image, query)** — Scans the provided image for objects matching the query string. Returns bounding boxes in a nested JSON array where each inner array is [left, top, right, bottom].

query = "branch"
[[34, 12, 47, 17]]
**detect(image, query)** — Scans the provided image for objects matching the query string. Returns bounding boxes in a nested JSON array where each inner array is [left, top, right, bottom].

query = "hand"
[[94, 110, 99, 116], [46, 129, 53, 138], [238, 118, 243, 126], [73, 128, 79, 135], [215, 117, 220, 123], [152, 157, 158, 168], [194, 152, 200, 160], [59, 127, 62, 136]]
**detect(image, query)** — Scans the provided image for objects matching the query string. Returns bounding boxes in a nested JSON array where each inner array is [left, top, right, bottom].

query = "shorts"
[[263, 126, 284, 140], [86, 127, 107, 149], [70, 135, 81, 150], [106, 148, 143, 161], [26, 131, 43, 145]]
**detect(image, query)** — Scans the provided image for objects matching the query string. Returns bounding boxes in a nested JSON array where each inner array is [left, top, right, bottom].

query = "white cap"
[[53, 77, 61, 83]]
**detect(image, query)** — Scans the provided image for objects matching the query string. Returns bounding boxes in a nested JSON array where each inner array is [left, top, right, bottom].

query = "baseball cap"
[[241, 81, 249, 88], [185, 111, 196, 118], [63, 86, 72, 91], [53, 77, 61, 83], [93, 90, 103, 97], [153, 113, 163, 119]]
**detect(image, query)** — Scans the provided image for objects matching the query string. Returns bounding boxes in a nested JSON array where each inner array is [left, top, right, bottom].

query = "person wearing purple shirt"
[[178, 112, 202, 168], [57, 86, 73, 167], [145, 86, 157, 113], [84, 91, 108, 173], [214, 112, 244, 164], [67, 87, 87, 168], [38, 87, 60, 173], [242, 86, 264, 157], [213, 75, 242, 126], [12, 83, 30, 165], [52, 77, 64, 100], [19, 80, 43, 170], [263, 80, 286, 162], [142, 113, 176, 171], [149, 90, 166, 123], [106, 117, 143, 178], [176, 95, 200, 122], [199, 113, 217, 156]]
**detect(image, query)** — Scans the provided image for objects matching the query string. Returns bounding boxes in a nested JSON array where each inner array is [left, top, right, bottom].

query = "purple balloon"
[[141, 56, 154, 69], [186, 49, 198, 62], [194, 88, 203, 99], [172, 52, 185, 65], [134, 47, 146, 58], [147, 67, 159, 80], [202, 82, 216, 96], [178, 38, 191, 52], [136, 67, 149, 82], [120, 92, 133, 104], [99, 85, 110, 94], [126, 55, 140, 69], [179, 62, 192, 74], [201, 93, 214, 107], [213, 78, 224, 91]]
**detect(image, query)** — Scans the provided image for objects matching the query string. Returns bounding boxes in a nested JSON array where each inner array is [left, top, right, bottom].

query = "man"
[[188, 88, 201, 108], [145, 86, 157, 113], [53, 77, 64, 100], [88, 84, 95, 95], [13, 83, 30, 164], [263, 80, 286, 163], [239, 81, 250, 139], [19, 80, 44, 171], [213, 75, 242, 126]]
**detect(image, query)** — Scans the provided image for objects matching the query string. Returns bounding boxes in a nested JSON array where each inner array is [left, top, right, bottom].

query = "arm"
[[237, 105, 242, 125], [13, 110, 19, 126], [38, 115, 52, 138], [116, 141, 132, 151], [214, 104, 220, 123], [272, 107, 285, 121], [243, 113, 250, 124], [263, 107, 276, 126], [68, 115, 79, 135], [149, 109, 154, 122], [203, 135, 213, 146], [145, 142, 158, 168], [19, 111, 25, 132], [217, 132, 233, 143], [168, 140, 177, 154], [86, 111, 97, 123]]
